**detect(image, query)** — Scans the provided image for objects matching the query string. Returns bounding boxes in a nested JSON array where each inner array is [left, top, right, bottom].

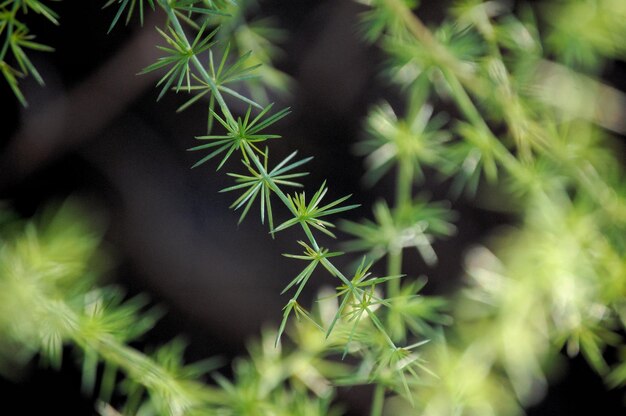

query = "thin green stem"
[[387, 158, 412, 298], [395, 158, 413, 210], [386, 248, 403, 298], [319, 257, 354, 290], [365, 307, 397, 349], [370, 383, 386, 416], [301, 222, 321, 251]]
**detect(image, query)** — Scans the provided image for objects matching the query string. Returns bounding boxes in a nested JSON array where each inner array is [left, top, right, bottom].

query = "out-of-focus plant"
[[0, 202, 348, 415], [1, 0, 625, 415], [346, 0, 626, 414], [0, 202, 218, 414]]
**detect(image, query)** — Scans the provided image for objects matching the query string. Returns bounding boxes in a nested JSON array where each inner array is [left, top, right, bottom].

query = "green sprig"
[[273, 183, 360, 239], [220, 149, 312, 230], [189, 104, 290, 170], [140, 21, 218, 100]]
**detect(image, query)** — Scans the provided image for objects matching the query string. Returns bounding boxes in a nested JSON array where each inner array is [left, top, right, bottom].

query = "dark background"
[[0, 0, 624, 414]]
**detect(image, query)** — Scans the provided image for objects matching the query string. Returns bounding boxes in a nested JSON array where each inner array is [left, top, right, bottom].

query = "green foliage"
[[356, 103, 450, 186], [273, 183, 359, 239], [0, 203, 221, 414], [542, 0, 626, 70], [0, 0, 58, 106], [341, 199, 456, 265], [141, 21, 219, 100], [207, 0, 292, 103], [278, 242, 342, 343], [220, 150, 312, 229], [103, 0, 155, 32], [2, 0, 626, 415], [349, 0, 626, 414], [176, 44, 262, 133], [189, 104, 290, 169], [172, 0, 293, 131]]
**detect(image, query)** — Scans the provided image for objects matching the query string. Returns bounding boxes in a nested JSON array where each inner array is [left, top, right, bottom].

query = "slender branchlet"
[[2, 0, 625, 415]]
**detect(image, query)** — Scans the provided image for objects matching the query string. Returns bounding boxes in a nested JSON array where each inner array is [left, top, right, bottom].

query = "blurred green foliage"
[[1, 0, 625, 415]]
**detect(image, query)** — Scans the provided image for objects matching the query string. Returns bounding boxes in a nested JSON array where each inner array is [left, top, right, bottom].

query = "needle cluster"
[[1, 0, 626, 415]]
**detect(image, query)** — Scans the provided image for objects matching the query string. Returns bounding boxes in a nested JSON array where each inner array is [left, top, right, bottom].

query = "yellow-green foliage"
[[1, 0, 626, 415]]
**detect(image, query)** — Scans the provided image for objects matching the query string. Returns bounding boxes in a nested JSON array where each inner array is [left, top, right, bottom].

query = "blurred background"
[[0, 0, 624, 414]]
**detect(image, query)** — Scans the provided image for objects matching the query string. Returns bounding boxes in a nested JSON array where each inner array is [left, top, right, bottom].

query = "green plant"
[[1, 0, 625, 415], [0, 0, 57, 105]]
